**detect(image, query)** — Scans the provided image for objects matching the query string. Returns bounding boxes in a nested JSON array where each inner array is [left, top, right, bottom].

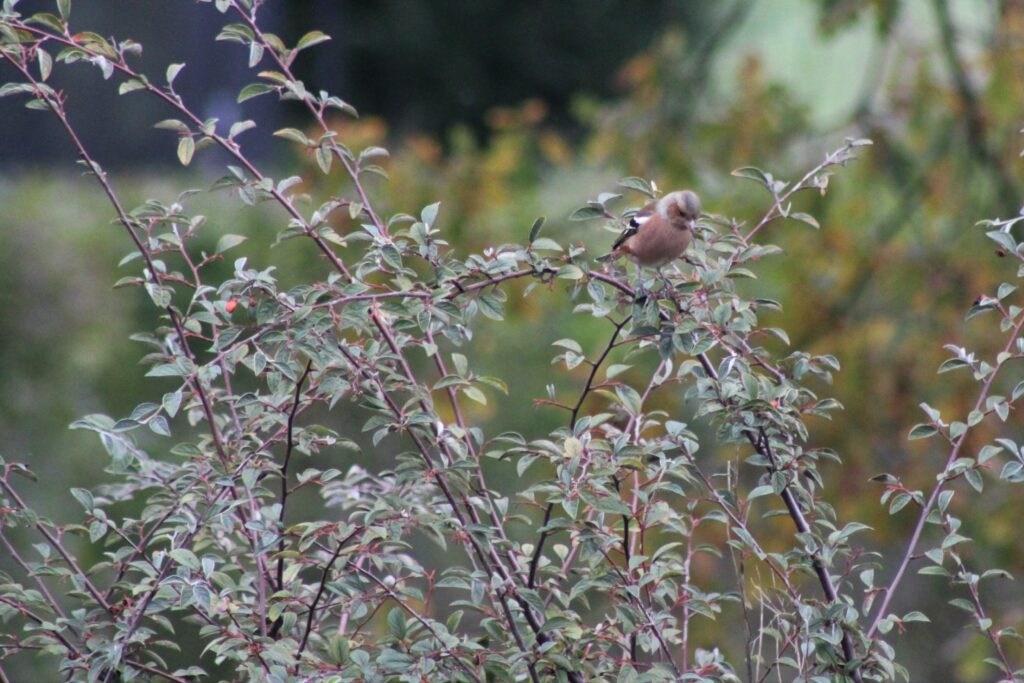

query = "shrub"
[[1, 2, 1022, 682]]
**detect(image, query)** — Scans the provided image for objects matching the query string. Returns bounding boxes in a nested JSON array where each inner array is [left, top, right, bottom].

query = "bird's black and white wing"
[[611, 211, 653, 251]]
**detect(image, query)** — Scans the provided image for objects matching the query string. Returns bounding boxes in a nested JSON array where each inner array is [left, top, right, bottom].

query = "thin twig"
[[277, 360, 314, 591], [294, 527, 360, 672], [353, 566, 484, 683], [529, 317, 629, 589], [867, 309, 1024, 637]]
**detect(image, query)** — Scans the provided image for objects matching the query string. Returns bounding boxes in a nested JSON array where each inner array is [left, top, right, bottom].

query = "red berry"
[[225, 299, 238, 314]]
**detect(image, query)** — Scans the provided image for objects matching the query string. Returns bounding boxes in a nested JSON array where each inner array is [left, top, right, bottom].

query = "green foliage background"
[[1, 0, 1023, 680]]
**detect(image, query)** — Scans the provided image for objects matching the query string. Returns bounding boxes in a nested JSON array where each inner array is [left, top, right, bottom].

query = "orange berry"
[[225, 299, 238, 314]]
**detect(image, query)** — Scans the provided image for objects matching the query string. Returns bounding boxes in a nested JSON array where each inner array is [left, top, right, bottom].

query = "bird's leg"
[[655, 267, 673, 298], [632, 268, 654, 306]]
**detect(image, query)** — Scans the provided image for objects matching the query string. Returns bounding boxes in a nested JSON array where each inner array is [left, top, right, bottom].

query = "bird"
[[605, 190, 701, 267]]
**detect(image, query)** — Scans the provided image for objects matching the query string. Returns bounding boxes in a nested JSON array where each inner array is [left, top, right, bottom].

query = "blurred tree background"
[[1, 0, 1022, 680]]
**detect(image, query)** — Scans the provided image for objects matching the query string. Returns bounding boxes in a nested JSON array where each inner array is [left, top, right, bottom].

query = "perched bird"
[[606, 190, 701, 266]]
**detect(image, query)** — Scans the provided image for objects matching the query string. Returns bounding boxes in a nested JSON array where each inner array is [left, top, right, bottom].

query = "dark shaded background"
[[0, 0, 708, 165]]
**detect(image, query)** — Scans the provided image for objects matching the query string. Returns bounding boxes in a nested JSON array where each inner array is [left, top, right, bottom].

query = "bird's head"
[[658, 190, 701, 228]]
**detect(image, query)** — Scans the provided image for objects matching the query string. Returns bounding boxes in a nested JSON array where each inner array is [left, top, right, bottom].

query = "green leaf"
[[918, 565, 950, 577], [731, 166, 773, 188], [987, 230, 1017, 254], [177, 136, 195, 166], [747, 485, 774, 500], [530, 237, 562, 251], [790, 212, 819, 229], [216, 234, 247, 253], [889, 493, 911, 514], [568, 204, 607, 222], [462, 386, 487, 405], [477, 292, 505, 320], [145, 283, 172, 308], [386, 608, 407, 639], [528, 216, 546, 243], [118, 78, 146, 95], [615, 385, 642, 415], [552, 338, 582, 353], [37, 49, 52, 81], [0, 84, 35, 99], [964, 468, 983, 493], [617, 176, 656, 198], [169, 548, 200, 570], [248, 41, 264, 67], [359, 146, 390, 163], [70, 487, 94, 511], [420, 202, 440, 228], [166, 63, 185, 85], [605, 364, 631, 380], [237, 82, 275, 103], [941, 533, 971, 549], [978, 444, 1002, 464], [938, 358, 969, 373], [557, 264, 584, 280], [325, 96, 358, 117], [27, 12, 65, 32], [477, 376, 508, 395], [274, 127, 311, 145], [908, 423, 938, 440], [154, 119, 190, 133], [316, 146, 332, 174], [162, 390, 183, 418], [149, 415, 171, 437], [296, 30, 331, 51], [229, 120, 256, 139], [94, 55, 114, 80]]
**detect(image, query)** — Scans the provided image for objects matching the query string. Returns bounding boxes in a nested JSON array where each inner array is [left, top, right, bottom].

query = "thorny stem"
[[0, 596, 78, 658], [941, 520, 1015, 677], [425, 327, 528, 585], [0, 51, 282, 675], [0, 476, 112, 614], [683, 457, 800, 599], [0, 529, 68, 622], [226, 0, 389, 238], [622, 361, 670, 664], [742, 140, 861, 243], [353, 566, 484, 683], [595, 266, 861, 675], [335, 343, 548, 683], [7, 20, 354, 281], [277, 360, 314, 592], [680, 519, 695, 675], [293, 527, 360, 672], [700, 340, 864, 680], [0, 598, 187, 682], [595, 545, 682, 677], [867, 308, 1024, 638], [529, 316, 629, 589], [362, 306, 574, 676]]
